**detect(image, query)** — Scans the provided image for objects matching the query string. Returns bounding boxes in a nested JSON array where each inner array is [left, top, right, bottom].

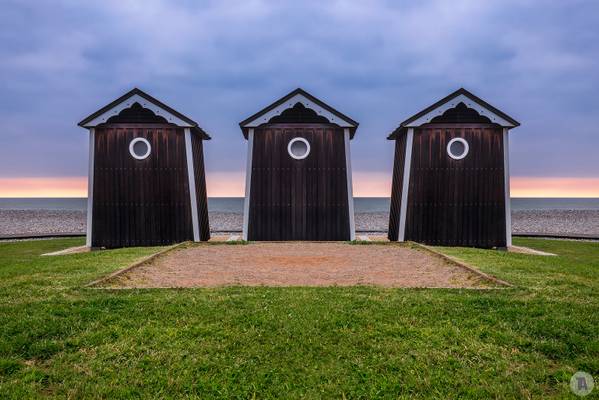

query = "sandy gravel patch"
[[108, 242, 494, 288]]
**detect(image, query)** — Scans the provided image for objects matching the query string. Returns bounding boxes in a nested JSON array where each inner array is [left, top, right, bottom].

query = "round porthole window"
[[129, 137, 151, 160], [287, 137, 310, 160], [447, 137, 469, 160]]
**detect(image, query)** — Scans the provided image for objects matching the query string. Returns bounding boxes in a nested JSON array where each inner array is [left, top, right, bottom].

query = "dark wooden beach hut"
[[387, 88, 520, 248], [239, 88, 359, 241], [78, 88, 210, 248]]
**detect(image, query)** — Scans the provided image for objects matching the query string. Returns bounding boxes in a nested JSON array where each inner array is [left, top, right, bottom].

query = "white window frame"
[[447, 137, 469, 160], [287, 137, 311, 160], [129, 137, 152, 160]]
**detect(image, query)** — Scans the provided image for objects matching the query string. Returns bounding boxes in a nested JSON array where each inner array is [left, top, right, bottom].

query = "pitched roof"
[[388, 88, 520, 139], [78, 88, 211, 139], [239, 88, 359, 139]]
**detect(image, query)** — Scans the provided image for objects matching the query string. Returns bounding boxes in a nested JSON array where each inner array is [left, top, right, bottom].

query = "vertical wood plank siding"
[[191, 134, 211, 241], [92, 124, 193, 247], [404, 124, 507, 248], [387, 133, 407, 241], [248, 123, 350, 241]]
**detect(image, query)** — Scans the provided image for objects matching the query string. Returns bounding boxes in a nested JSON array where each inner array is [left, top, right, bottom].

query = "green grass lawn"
[[0, 238, 598, 399]]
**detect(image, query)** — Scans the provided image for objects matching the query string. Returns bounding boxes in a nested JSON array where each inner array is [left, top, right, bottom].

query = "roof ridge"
[[78, 88, 211, 139]]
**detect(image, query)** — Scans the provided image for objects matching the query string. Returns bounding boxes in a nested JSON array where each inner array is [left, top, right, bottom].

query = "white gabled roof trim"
[[81, 93, 194, 128], [241, 93, 356, 128], [405, 94, 516, 128]]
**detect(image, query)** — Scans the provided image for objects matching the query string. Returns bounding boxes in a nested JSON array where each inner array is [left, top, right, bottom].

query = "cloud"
[[0, 0, 598, 183]]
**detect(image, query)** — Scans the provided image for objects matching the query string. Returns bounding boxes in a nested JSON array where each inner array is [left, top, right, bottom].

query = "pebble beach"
[[1, 209, 598, 237]]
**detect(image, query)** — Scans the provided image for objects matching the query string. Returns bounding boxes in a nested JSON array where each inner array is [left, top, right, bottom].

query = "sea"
[[1, 198, 599, 212]]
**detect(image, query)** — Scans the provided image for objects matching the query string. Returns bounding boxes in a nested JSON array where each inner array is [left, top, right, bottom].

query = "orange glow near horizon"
[[510, 177, 599, 198], [0, 177, 88, 198], [1, 175, 598, 198]]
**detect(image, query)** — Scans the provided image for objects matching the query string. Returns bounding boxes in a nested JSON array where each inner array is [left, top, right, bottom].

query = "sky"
[[1, 0, 598, 197]]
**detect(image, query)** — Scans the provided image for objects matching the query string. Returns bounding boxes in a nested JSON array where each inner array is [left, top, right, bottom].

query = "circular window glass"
[[129, 137, 151, 160], [287, 137, 310, 160], [447, 138, 469, 160]]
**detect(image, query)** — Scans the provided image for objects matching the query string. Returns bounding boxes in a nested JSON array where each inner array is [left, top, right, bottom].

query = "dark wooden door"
[[405, 124, 507, 247], [92, 124, 193, 247], [248, 124, 350, 241]]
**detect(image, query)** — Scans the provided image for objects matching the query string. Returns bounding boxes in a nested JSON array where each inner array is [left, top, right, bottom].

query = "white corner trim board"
[[86, 128, 95, 247], [241, 93, 356, 128], [82, 93, 194, 128], [405, 94, 516, 128], [397, 128, 414, 241], [344, 128, 356, 241], [242, 128, 254, 241], [503, 128, 512, 247], [184, 128, 200, 242]]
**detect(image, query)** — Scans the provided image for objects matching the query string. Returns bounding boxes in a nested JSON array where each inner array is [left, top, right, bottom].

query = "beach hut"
[[239, 88, 359, 241], [387, 88, 520, 248], [78, 88, 210, 248]]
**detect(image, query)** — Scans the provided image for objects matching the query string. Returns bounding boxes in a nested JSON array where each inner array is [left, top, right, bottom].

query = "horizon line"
[[1, 175, 599, 198], [2, 196, 599, 199]]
